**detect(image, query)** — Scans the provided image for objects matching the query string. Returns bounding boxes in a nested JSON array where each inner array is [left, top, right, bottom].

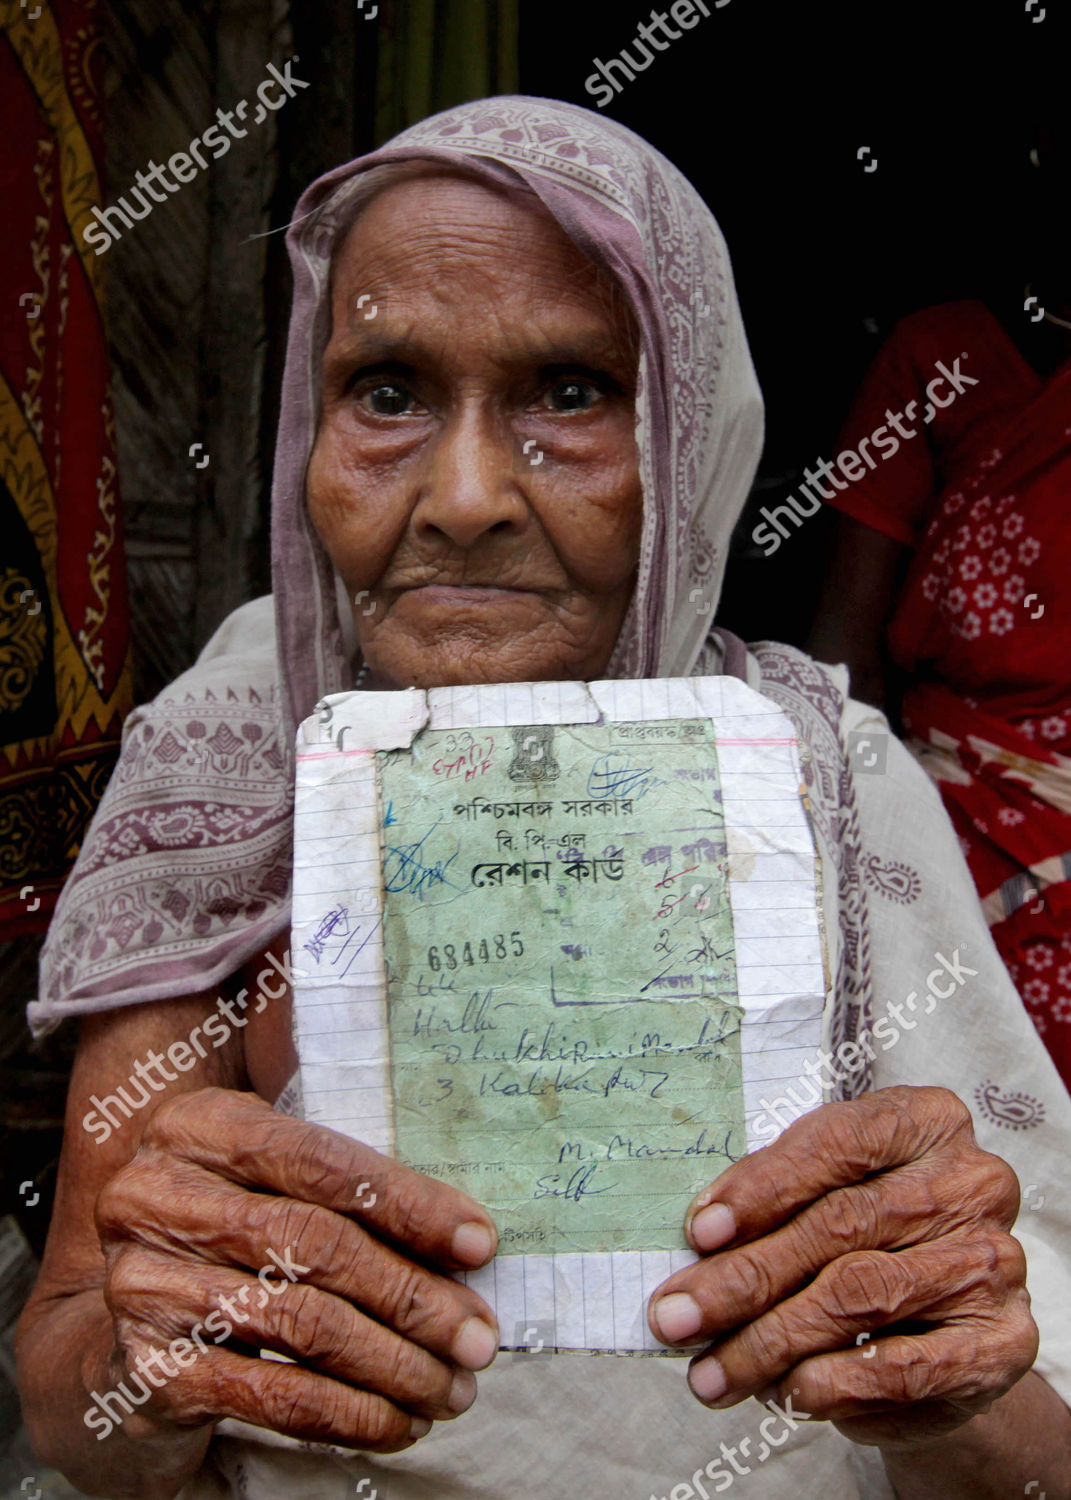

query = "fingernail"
[[447, 1367, 477, 1414], [452, 1221, 495, 1266], [691, 1202, 735, 1253], [410, 1416, 432, 1439], [452, 1316, 499, 1370], [652, 1292, 703, 1343], [689, 1355, 729, 1404]]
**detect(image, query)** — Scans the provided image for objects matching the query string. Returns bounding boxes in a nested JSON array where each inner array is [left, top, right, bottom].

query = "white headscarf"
[[271, 95, 764, 736]]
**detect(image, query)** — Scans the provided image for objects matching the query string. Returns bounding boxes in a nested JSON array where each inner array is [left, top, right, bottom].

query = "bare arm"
[[882, 1369, 1071, 1499], [16, 979, 500, 1499], [807, 513, 910, 712], [16, 993, 245, 1498]]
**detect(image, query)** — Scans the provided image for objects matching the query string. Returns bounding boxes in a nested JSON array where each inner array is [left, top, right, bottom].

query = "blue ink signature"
[[587, 751, 665, 802], [383, 822, 461, 898], [533, 1163, 614, 1203], [304, 905, 382, 979], [304, 904, 349, 964]]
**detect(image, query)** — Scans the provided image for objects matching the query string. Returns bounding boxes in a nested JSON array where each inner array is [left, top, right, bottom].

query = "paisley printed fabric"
[[751, 642, 877, 1097], [33, 598, 286, 1025]]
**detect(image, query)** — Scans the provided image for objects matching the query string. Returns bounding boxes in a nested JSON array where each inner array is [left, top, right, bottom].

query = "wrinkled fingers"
[[98, 1160, 498, 1369], [105, 1250, 480, 1425], [678, 1233, 1030, 1409]]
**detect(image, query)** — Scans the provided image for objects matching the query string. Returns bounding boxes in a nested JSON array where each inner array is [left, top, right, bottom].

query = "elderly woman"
[[16, 98, 1071, 1500]]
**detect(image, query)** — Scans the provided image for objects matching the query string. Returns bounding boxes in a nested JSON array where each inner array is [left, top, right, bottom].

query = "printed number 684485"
[[427, 932, 524, 970]]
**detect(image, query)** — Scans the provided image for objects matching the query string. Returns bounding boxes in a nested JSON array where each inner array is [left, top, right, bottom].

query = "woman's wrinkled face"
[[306, 175, 643, 688]]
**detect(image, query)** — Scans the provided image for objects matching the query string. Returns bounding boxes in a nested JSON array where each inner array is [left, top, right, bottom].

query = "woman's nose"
[[412, 407, 528, 549]]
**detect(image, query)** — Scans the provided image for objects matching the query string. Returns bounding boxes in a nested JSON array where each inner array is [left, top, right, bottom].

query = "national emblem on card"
[[508, 726, 561, 783]]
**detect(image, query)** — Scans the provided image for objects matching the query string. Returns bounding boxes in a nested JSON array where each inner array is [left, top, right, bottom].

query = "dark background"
[[1, 2, 1068, 1491], [520, 0, 1068, 641]]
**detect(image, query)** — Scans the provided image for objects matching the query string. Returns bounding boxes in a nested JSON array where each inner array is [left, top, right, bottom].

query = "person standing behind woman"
[[809, 122, 1071, 1084]]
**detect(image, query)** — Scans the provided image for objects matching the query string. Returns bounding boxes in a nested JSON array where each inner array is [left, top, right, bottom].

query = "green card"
[[377, 719, 745, 1254]]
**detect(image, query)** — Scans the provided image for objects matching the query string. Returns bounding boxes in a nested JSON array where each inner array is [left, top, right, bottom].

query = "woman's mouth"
[[403, 584, 540, 604]]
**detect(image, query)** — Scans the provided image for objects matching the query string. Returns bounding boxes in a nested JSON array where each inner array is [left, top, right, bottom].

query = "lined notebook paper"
[[290, 677, 827, 1353]]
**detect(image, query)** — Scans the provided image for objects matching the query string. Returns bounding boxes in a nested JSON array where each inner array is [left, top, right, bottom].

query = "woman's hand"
[[647, 1085, 1037, 1450], [95, 1086, 499, 1453]]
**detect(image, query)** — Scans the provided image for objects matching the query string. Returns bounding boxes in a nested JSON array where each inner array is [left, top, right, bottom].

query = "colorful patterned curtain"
[[0, 0, 132, 940]]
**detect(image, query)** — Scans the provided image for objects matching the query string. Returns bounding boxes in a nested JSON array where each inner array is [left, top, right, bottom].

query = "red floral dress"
[[827, 301, 1071, 1082]]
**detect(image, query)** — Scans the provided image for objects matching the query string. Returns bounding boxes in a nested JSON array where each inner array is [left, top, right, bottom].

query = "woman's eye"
[[365, 383, 414, 416], [546, 379, 600, 412]]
